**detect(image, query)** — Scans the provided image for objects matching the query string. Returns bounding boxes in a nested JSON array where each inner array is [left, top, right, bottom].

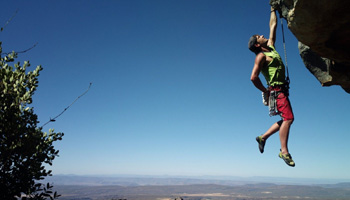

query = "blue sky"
[[2, 0, 350, 181]]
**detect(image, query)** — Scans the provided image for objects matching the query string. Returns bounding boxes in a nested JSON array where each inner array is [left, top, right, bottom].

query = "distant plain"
[[45, 175, 350, 200]]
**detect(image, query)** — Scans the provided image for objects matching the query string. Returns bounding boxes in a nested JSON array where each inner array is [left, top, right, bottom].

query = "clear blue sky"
[[2, 0, 350, 181]]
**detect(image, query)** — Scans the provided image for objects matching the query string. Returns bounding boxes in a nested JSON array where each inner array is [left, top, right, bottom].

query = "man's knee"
[[285, 119, 294, 125]]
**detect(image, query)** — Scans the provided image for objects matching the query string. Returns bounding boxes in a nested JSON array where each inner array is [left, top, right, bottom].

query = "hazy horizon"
[[46, 173, 350, 185]]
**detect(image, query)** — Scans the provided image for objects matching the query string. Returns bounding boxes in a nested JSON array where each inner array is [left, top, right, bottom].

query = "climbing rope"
[[279, 15, 290, 85]]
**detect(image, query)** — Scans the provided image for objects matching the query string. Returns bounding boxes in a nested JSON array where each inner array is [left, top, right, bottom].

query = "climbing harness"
[[267, 84, 289, 116], [262, 88, 279, 116], [268, 90, 279, 116]]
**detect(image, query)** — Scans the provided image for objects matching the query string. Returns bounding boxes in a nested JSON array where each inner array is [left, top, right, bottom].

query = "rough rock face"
[[270, 0, 350, 93]]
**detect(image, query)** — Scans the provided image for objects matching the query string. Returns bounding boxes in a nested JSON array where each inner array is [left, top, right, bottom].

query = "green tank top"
[[261, 46, 286, 86]]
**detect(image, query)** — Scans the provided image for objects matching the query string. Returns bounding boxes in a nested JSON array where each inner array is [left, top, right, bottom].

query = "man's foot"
[[278, 151, 295, 167], [256, 136, 265, 153]]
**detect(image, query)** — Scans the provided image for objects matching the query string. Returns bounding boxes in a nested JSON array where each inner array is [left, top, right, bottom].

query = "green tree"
[[0, 41, 64, 199]]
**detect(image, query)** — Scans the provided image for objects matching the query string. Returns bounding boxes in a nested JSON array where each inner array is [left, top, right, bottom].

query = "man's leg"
[[278, 118, 295, 167], [261, 120, 283, 140], [276, 94, 295, 167], [256, 120, 283, 153], [279, 119, 293, 154]]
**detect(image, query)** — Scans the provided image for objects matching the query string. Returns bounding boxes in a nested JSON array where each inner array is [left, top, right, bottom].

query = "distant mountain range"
[[43, 174, 350, 186], [43, 175, 350, 200]]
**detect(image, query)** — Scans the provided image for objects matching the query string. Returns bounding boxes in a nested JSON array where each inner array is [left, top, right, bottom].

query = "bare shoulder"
[[255, 52, 266, 64]]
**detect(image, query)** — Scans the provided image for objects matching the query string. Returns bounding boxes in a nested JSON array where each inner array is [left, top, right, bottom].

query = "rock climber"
[[247, 6, 295, 167]]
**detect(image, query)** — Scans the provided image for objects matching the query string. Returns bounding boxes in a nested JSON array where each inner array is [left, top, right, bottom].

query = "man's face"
[[256, 35, 268, 46]]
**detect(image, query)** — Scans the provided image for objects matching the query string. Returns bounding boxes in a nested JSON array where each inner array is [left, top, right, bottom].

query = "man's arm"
[[251, 53, 268, 93], [267, 7, 277, 47]]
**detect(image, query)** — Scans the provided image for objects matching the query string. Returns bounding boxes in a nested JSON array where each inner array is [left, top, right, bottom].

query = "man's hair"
[[248, 35, 261, 55]]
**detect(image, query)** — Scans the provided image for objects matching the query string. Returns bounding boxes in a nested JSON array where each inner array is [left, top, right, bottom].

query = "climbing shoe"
[[278, 151, 295, 167], [256, 136, 265, 153]]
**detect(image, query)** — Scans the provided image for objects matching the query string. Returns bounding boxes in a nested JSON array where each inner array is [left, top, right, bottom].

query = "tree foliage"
[[0, 41, 64, 199]]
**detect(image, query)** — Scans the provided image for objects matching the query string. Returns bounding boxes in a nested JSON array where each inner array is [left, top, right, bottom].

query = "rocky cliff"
[[270, 0, 350, 93]]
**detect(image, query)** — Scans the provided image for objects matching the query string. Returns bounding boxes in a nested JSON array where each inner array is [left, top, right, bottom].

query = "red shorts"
[[270, 87, 294, 121]]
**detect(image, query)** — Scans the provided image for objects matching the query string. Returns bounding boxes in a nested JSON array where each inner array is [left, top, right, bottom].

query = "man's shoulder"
[[255, 52, 267, 64], [255, 52, 265, 58]]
